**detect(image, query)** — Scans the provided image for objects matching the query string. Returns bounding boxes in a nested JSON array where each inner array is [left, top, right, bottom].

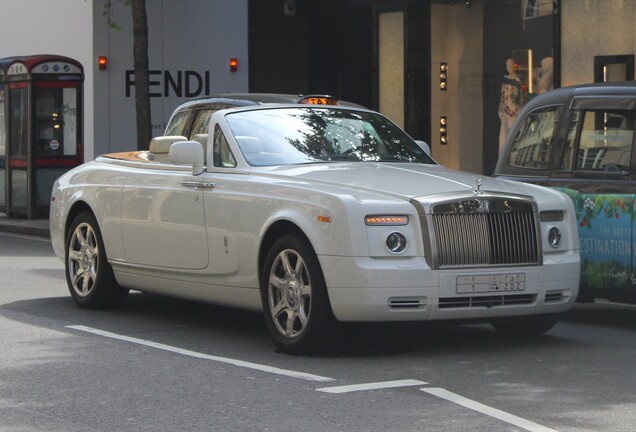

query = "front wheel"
[[65, 211, 128, 309], [491, 314, 559, 337], [261, 234, 336, 354]]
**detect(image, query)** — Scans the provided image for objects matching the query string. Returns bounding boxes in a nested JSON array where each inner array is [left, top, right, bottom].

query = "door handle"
[[181, 181, 215, 188]]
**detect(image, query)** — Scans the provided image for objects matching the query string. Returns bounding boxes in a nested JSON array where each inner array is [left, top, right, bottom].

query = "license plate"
[[456, 273, 525, 294]]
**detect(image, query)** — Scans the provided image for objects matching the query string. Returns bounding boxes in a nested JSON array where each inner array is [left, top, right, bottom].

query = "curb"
[[0, 220, 50, 238]]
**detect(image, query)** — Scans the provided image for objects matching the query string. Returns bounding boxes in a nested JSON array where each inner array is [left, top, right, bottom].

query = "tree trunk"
[[131, 0, 151, 150]]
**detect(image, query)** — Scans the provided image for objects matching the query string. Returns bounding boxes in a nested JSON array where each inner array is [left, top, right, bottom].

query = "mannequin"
[[498, 58, 522, 151], [537, 57, 554, 94]]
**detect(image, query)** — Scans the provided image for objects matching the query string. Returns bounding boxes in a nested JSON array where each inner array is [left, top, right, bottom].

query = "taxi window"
[[508, 106, 562, 170], [560, 109, 633, 172], [213, 124, 236, 168], [165, 110, 191, 136], [190, 109, 215, 138]]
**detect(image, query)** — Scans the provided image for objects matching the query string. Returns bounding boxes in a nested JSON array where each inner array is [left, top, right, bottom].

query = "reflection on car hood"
[[257, 162, 551, 200]]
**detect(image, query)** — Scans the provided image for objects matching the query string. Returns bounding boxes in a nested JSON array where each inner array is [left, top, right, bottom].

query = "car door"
[[198, 124, 242, 278], [121, 166, 209, 270], [548, 97, 636, 294]]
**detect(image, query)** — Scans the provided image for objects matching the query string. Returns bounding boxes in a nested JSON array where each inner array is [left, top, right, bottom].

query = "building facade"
[[1, 0, 634, 174], [0, 0, 248, 161], [251, 0, 636, 175]]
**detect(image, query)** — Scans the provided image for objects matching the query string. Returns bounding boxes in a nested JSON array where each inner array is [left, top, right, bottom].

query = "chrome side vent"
[[545, 290, 568, 303], [388, 297, 427, 310]]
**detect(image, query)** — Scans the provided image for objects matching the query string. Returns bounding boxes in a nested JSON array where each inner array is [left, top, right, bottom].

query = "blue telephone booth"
[[0, 55, 83, 219]]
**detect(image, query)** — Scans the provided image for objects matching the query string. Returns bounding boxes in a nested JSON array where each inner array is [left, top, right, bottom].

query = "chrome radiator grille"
[[418, 195, 541, 269]]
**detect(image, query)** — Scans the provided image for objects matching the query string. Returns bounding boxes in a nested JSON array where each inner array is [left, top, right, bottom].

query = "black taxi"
[[495, 81, 636, 304]]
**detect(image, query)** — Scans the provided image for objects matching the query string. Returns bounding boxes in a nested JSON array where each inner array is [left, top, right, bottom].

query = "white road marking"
[[66, 325, 334, 382], [316, 379, 427, 394], [421, 387, 558, 432], [65, 324, 561, 431]]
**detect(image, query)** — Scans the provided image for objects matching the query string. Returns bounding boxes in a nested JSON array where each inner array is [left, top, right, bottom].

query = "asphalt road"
[[1, 231, 635, 432]]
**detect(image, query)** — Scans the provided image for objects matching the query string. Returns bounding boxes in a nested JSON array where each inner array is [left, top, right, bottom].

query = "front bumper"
[[319, 252, 580, 322]]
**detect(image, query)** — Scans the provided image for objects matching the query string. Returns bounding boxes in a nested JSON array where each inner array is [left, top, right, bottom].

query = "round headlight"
[[548, 227, 562, 249], [386, 232, 407, 254]]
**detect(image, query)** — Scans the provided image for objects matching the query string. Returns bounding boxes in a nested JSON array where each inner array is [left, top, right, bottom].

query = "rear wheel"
[[65, 211, 128, 309], [491, 314, 559, 337], [261, 234, 336, 354]]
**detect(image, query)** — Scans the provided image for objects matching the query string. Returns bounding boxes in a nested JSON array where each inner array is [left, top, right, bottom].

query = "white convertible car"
[[50, 104, 580, 352]]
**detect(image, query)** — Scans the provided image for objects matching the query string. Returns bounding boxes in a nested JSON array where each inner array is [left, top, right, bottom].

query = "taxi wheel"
[[65, 211, 128, 309], [261, 234, 336, 354], [491, 314, 559, 337]]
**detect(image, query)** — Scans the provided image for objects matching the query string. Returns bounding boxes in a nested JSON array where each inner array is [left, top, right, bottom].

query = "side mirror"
[[415, 140, 431, 156], [169, 141, 204, 175]]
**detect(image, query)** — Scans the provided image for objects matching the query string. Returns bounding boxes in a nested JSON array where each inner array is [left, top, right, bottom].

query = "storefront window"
[[482, 0, 557, 173]]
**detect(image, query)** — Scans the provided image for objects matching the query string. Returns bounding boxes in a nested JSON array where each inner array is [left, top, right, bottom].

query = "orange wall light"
[[98, 56, 108, 70]]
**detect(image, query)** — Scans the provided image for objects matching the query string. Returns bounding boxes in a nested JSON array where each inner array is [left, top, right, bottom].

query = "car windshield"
[[225, 107, 435, 166]]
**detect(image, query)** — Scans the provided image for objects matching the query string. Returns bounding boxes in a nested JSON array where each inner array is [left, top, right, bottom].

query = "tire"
[[491, 314, 559, 337], [65, 211, 128, 309], [261, 234, 336, 354]]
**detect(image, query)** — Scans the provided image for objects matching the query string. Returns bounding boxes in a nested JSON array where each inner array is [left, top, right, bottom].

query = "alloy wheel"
[[267, 248, 312, 339], [67, 222, 99, 298]]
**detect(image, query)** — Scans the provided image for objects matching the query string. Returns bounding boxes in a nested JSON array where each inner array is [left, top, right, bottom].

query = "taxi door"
[[549, 97, 636, 297]]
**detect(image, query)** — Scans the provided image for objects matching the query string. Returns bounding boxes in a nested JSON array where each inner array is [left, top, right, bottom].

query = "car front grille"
[[413, 194, 542, 270], [431, 212, 539, 268]]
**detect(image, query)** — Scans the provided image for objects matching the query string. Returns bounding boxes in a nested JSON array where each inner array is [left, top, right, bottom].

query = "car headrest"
[[149, 135, 187, 154]]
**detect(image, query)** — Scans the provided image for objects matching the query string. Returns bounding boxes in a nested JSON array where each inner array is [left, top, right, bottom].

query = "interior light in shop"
[[440, 116, 448, 145], [440, 63, 447, 91]]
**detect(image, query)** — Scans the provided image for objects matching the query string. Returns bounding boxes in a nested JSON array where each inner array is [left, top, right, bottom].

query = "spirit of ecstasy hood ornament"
[[474, 178, 484, 195]]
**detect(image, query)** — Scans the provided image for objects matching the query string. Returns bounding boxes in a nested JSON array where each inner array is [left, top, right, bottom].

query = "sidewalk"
[[0, 212, 50, 238]]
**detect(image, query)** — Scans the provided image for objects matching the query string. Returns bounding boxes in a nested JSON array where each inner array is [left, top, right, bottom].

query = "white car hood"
[[257, 162, 546, 201]]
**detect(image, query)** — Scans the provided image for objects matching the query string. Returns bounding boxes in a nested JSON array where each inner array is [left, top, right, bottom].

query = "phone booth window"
[[9, 87, 28, 159], [35, 85, 77, 158], [0, 86, 5, 155], [8, 86, 28, 210], [0, 85, 5, 209]]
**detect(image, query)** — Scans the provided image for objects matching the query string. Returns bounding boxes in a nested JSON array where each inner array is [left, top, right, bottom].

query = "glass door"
[[8, 82, 29, 216], [377, 10, 405, 128], [0, 83, 5, 211], [34, 81, 81, 210]]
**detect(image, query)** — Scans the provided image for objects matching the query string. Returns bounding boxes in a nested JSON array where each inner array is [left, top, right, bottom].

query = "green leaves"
[[102, 0, 132, 31]]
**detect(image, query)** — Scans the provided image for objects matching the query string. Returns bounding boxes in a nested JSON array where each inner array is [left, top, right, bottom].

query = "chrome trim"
[[387, 297, 427, 310], [181, 181, 216, 188], [439, 294, 536, 309], [97, 156, 193, 172], [410, 192, 542, 270], [474, 178, 483, 195], [544, 290, 565, 303]]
